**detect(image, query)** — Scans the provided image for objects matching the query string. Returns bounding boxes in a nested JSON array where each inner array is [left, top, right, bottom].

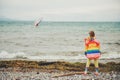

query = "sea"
[[0, 21, 120, 61]]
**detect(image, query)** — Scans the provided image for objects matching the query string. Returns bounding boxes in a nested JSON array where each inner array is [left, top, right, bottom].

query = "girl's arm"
[[84, 38, 88, 55]]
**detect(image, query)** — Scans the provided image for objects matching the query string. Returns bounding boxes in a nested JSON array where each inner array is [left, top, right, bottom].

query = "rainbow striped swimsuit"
[[85, 38, 101, 59]]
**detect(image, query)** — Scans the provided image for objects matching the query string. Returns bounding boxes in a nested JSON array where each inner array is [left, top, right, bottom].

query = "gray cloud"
[[0, 0, 120, 21]]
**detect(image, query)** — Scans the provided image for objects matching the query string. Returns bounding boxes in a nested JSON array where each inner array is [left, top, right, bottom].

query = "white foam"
[[28, 55, 86, 60], [101, 52, 120, 59], [0, 51, 120, 60], [0, 51, 27, 59]]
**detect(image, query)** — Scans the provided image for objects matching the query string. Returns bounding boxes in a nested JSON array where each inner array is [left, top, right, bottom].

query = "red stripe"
[[86, 53, 100, 59]]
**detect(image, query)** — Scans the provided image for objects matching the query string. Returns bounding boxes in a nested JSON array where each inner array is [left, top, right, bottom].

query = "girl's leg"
[[94, 59, 99, 68], [84, 59, 91, 74], [86, 58, 91, 67], [94, 59, 99, 74]]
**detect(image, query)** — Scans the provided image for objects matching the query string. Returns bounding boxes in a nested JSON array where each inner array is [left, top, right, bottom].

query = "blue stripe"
[[87, 50, 100, 54], [87, 52, 100, 54]]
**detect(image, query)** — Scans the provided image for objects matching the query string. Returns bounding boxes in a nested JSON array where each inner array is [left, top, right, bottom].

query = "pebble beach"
[[0, 69, 120, 80], [0, 60, 120, 80]]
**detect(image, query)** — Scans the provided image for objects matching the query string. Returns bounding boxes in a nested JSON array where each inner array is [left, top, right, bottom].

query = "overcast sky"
[[0, 0, 120, 21]]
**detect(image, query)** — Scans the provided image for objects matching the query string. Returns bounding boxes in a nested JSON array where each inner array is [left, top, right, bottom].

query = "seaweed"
[[0, 60, 119, 72]]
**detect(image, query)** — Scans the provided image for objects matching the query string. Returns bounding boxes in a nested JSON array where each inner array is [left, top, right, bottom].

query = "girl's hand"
[[84, 38, 89, 44]]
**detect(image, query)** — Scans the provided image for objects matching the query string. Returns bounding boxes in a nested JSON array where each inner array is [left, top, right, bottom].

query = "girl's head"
[[89, 31, 95, 38]]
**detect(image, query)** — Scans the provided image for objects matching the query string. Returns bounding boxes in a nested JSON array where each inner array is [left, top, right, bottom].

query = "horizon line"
[[0, 17, 120, 22], [0, 20, 120, 22]]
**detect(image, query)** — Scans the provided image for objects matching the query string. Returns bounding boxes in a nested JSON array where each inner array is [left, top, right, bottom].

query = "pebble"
[[0, 69, 120, 80]]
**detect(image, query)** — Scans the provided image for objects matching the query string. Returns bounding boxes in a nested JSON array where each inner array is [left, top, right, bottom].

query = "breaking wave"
[[0, 51, 120, 61]]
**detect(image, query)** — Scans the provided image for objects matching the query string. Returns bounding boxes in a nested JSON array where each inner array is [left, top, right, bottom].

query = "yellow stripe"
[[87, 47, 99, 50]]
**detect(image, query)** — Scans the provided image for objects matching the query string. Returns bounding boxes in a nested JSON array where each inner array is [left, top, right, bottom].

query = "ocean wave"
[[0, 51, 28, 59], [0, 51, 120, 60], [105, 42, 120, 45]]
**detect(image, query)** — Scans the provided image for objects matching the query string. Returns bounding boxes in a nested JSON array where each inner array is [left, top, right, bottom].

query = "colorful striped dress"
[[85, 37, 101, 59]]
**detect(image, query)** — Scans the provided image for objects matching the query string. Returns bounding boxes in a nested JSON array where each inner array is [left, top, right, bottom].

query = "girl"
[[84, 31, 101, 75]]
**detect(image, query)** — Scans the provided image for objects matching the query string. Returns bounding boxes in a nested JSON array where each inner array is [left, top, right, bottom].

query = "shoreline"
[[0, 59, 120, 80], [0, 59, 120, 72], [0, 58, 120, 63]]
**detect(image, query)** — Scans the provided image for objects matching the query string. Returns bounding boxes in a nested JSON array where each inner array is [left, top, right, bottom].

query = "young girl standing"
[[84, 31, 101, 75]]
